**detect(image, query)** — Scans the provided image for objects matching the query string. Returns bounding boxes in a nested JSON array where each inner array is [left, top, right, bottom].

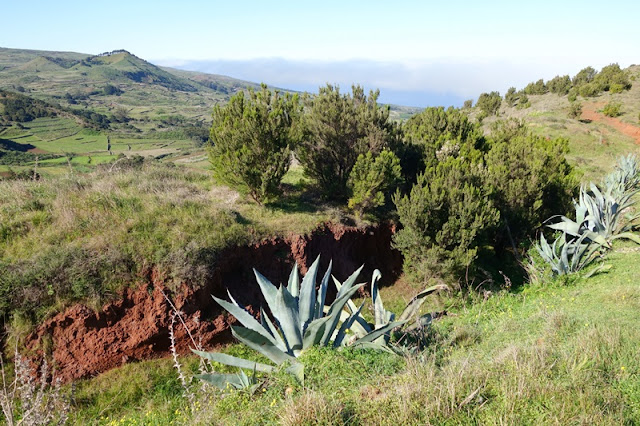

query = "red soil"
[[27, 148, 50, 154], [25, 222, 402, 383], [581, 103, 640, 144]]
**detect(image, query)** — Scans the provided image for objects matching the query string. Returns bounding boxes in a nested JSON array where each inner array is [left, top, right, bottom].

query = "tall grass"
[[0, 163, 340, 327]]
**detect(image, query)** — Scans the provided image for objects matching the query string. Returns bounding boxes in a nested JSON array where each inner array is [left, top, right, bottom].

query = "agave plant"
[[193, 257, 406, 384], [602, 154, 640, 198], [334, 270, 448, 348], [535, 231, 607, 276], [547, 183, 640, 245]]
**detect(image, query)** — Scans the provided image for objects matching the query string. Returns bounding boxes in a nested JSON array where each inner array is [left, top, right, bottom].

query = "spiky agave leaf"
[[398, 283, 449, 322]]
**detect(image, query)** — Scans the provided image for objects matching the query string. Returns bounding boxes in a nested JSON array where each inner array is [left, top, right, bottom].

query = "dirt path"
[[582, 103, 640, 144]]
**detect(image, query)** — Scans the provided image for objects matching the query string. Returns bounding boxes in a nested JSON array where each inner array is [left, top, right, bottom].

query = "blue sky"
[[2, 0, 639, 106]]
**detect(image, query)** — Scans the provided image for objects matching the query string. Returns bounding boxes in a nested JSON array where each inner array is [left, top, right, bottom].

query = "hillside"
[[480, 65, 640, 180], [0, 47, 266, 176]]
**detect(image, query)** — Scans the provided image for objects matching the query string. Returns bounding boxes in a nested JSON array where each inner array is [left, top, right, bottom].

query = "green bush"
[[602, 102, 622, 117], [568, 101, 582, 119], [297, 85, 392, 200], [463, 99, 473, 109], [208, 84, 301, 203], [609, 83, 625, 94], [476, 91, 502, 116], [347, 150, 402, 218], [567, 88, 578, 102], [579, 82, 602, 98], [504, 87, 518, 107], [523, 79, 548, 95], [595, 63, 631, 92], [393, 158, 500, 282], [547, 75, 572, 95], [485, 123, 578, 245], [572, 66, 597, 86], [516, 93, 530, 109]]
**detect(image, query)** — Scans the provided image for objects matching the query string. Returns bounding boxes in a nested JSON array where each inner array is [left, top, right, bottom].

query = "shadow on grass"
[[579, 119, 593, 124], [0, 138, 36, 152], [265, 183, 326, 214]]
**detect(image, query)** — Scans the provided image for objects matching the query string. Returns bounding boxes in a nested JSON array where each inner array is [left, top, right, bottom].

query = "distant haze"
[[161, 58, 634, 108]]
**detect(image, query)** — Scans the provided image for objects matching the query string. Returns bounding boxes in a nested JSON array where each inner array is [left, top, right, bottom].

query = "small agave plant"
[[536, 231, 608, 277], [193, 256, 445, 385], [536, 154, 640, 276], [547, 182, 640, 245]]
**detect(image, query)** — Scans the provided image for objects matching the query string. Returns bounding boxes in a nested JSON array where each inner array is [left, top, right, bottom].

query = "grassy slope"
[[0, 163, 342, 325], [482, 65, 640, 182], [62, 245, 640, 425]]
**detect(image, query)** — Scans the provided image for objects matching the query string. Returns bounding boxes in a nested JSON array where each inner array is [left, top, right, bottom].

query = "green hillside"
[[478, 64, 640, 180]]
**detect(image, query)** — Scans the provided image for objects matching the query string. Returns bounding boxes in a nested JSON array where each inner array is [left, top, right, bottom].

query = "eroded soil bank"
[[25, 222, 402, 382]]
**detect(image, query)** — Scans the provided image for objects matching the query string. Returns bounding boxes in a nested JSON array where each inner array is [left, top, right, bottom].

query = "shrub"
[[579, 82, 602, 98], [297, 85, 392, 200], [523, 79, 548, 95], [393, 158, 500, 282], [485, 126, 578, 245], [547, 75, 572, 95], [504, 87, 518, 107], [595, 63, 631, 92], [463, 99, 473, 109], [572, 66, 597, 87], [516, 93, 530, 109], [567, 88, 578, 102], [208, 84, 301, 203], [347, 150, 402, 218], [403, 106, 483, 171], [568, 102, 582, 119], [602, 102, 622, 117], [609, 83, 625, 94], [476, 91, 502, 116]]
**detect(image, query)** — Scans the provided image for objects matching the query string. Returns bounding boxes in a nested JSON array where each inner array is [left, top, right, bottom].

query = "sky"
[[2, 0, 639, 106]]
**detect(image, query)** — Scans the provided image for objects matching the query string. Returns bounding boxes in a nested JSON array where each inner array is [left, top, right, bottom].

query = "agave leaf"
[[332, 274, 373, 335], [190, 350, 275, 373], [320, 283, 365, 346], [371, 269, 387, 328], [398, 284, 449, 322], [231, 326, 296, 365], [253, 269, 278, 307], [271, 285, 303, 354], [288, 263, 300, 298], [403, 313, 434, 332], [285, 362, 305, 385], [315, 260, 333, 319], [213, 294, 280, 348], [348, 341, 397, 354], [355, 320, 407, 344], [333, 303, 365, 348], [302, 316, 332, 349], [548, 219, 581, 237], [299, 255, 320, 332], [195, 373, 249, 389], [335, 264, 364, 299], [260, 307, 287, 352], [583, 263, 612, 279], [611, 232, 640, 245]]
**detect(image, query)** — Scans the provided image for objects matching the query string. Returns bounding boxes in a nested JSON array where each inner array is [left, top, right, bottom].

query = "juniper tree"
[[296, 85, 393, 200], [208, 84, 302, 203]]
